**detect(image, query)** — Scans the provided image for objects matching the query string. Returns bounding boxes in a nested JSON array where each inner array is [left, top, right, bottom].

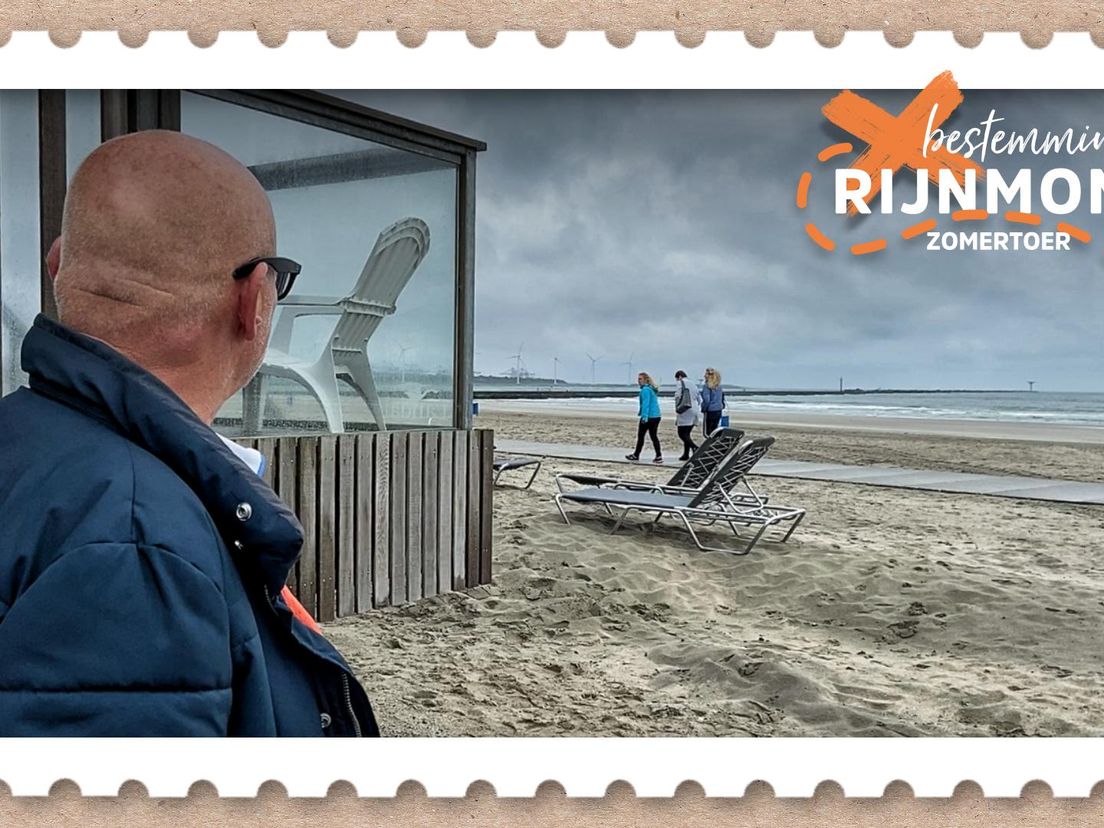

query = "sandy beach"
[[325, 409, 1104, 736]]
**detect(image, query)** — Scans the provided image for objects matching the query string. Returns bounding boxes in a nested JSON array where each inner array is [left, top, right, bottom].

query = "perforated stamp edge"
[[2, 29, 1103, 802]]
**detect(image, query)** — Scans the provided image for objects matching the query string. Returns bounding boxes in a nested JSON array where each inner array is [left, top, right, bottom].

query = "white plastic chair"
[[242, 217, 430, 433]]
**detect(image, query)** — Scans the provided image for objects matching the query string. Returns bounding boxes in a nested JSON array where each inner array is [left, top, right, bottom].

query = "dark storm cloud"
[[341, 90, 1104, 391]]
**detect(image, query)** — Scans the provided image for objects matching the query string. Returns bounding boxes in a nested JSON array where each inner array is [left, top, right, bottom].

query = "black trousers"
[[703, 410, 723, 437], [634, 417, 662, 457], [676, 425, 698, 459]]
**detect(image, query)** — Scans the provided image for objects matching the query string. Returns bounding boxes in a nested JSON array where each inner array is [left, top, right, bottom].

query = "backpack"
[[675, 382, 693, 414]]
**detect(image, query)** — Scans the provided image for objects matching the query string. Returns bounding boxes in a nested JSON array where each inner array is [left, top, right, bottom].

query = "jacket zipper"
[[262, 583, 277, 613], [265, 583, 362, 737], [342, 673, 363, 737]]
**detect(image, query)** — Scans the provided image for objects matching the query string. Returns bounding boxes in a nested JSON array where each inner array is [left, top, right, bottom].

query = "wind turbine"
[[509, 342, 525, 385], [620, 351, 635, 384], [552, 356, 560, 386], [398, 344, 413, 384], [585, 353, 600, 385]]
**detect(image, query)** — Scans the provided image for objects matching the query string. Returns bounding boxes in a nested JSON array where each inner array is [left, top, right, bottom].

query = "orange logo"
[[798, 71, 1093, 255]]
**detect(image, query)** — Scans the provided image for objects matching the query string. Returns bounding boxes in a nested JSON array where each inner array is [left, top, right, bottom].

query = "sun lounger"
[[242, 217, 430, 433], [554, 436, 804, 555], [554, 428, 745, 494], [493, 456, 542, 489]]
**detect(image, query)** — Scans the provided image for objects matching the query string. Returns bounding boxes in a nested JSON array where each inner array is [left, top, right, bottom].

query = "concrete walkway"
[[495, 439, 1104, 506]]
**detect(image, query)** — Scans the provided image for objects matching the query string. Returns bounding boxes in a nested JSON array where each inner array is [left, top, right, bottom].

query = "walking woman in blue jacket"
[[700, 366, 726, 437], [627, 372, 663, 463]]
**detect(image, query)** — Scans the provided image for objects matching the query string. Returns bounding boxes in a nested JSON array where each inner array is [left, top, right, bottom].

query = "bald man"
[[0, 131, 378, 736]]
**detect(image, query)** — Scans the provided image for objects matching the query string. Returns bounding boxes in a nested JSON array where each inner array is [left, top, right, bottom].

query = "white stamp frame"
[[0, 32, 1102, 797]]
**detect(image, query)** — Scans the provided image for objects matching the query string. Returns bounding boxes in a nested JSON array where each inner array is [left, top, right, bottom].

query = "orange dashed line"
[[952, 209, 989, 222], [1005, 211, 1042, 225], [851, 239, 887, 256], [1057, 222, 1091, 243], [805, 223, 835, 251], [796, 172, 813, 209], [817, 142, 853, 163], [901, 218, 938, 240]]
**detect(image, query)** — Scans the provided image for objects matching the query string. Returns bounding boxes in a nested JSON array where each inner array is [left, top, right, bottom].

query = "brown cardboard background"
[[3, 3, 1104, 822], [2, 778, 1104, 824], [1, 2, 1104, 47]]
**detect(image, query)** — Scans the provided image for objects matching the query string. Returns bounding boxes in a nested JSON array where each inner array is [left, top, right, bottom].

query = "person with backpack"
[[673, 370, 700, 462], [626, 371, 663, 464], [700, 366, 726, 437]]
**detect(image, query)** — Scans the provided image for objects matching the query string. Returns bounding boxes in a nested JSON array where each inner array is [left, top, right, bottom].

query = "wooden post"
[[466, 430, 481, 588], [256, 438, 277, 489], [421, 431, 440, 598], [354, 434, 375, 613], [406, 432, 424, 603], [337, 435, 356, 618], [451, 430, 468, 590], [276, 436, 299, 595], [479, 429, 494, 586], [373, 432, 391, 607], [297, 438, 318, 617], [389, 432, 408, 605], [317, 438, 338, 622], [436, 431, 454, 596]]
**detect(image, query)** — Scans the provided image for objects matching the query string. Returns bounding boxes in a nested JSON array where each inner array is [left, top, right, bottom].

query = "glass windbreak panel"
[[0, 91, 102, 397], [0, 92, 41, 396], [181, 93, 459, 435], [65, 91, 102, 182]]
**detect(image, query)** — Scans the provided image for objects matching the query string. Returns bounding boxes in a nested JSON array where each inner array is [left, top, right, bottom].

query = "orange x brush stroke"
[[822, 71, 985, 216]]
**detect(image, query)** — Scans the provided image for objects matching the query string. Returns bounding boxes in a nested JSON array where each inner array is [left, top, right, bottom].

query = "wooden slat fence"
[[239, 429, 495, 622]]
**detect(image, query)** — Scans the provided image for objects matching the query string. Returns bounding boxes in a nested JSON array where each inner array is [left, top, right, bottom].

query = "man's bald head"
[[51, 131, 282, 422], [54, 130, 275, 347]]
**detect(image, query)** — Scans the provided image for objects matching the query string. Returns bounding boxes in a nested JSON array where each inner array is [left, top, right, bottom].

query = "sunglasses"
[[232, 256, 302, 301]]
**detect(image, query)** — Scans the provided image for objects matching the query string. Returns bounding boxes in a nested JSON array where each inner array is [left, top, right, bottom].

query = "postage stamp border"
[[0, 31, 1103, 90], [1, 30, 1103, 804], [3, 738, 1104, 796]]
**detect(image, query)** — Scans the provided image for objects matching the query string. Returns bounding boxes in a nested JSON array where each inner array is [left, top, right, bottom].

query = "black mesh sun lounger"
[[554, 436, 804, 555], [555, 427, 745, 495]]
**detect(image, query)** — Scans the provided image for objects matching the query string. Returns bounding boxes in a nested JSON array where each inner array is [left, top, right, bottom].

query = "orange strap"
[[280, 585, 322, 634]]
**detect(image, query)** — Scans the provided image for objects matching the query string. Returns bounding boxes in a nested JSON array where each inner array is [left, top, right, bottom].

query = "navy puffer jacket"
[[0, 315, 379, 737]]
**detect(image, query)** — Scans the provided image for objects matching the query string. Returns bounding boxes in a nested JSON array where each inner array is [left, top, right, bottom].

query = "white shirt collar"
[[217, 433, 266, 477]]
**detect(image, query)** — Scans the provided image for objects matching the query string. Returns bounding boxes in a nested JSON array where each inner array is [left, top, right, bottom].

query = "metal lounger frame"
[[493, 457, 542, 489]]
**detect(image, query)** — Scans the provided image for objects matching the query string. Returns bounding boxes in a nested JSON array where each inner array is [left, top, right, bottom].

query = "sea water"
[[726, 391, 1104, 427], [491, 391, 1104, 427]]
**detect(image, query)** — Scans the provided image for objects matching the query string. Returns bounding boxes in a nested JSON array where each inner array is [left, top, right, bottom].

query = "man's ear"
[[46, 238, 61, 279], [235, 262, 267, 341]]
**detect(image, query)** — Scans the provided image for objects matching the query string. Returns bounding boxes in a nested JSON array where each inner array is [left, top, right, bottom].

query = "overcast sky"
[[348, 91, 1104, 392]]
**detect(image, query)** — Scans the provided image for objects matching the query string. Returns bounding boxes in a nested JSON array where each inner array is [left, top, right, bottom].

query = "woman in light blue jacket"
[[626, 371, 663, 463]]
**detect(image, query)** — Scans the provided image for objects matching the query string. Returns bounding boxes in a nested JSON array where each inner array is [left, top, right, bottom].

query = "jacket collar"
[[21, 314, 303, 596]]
